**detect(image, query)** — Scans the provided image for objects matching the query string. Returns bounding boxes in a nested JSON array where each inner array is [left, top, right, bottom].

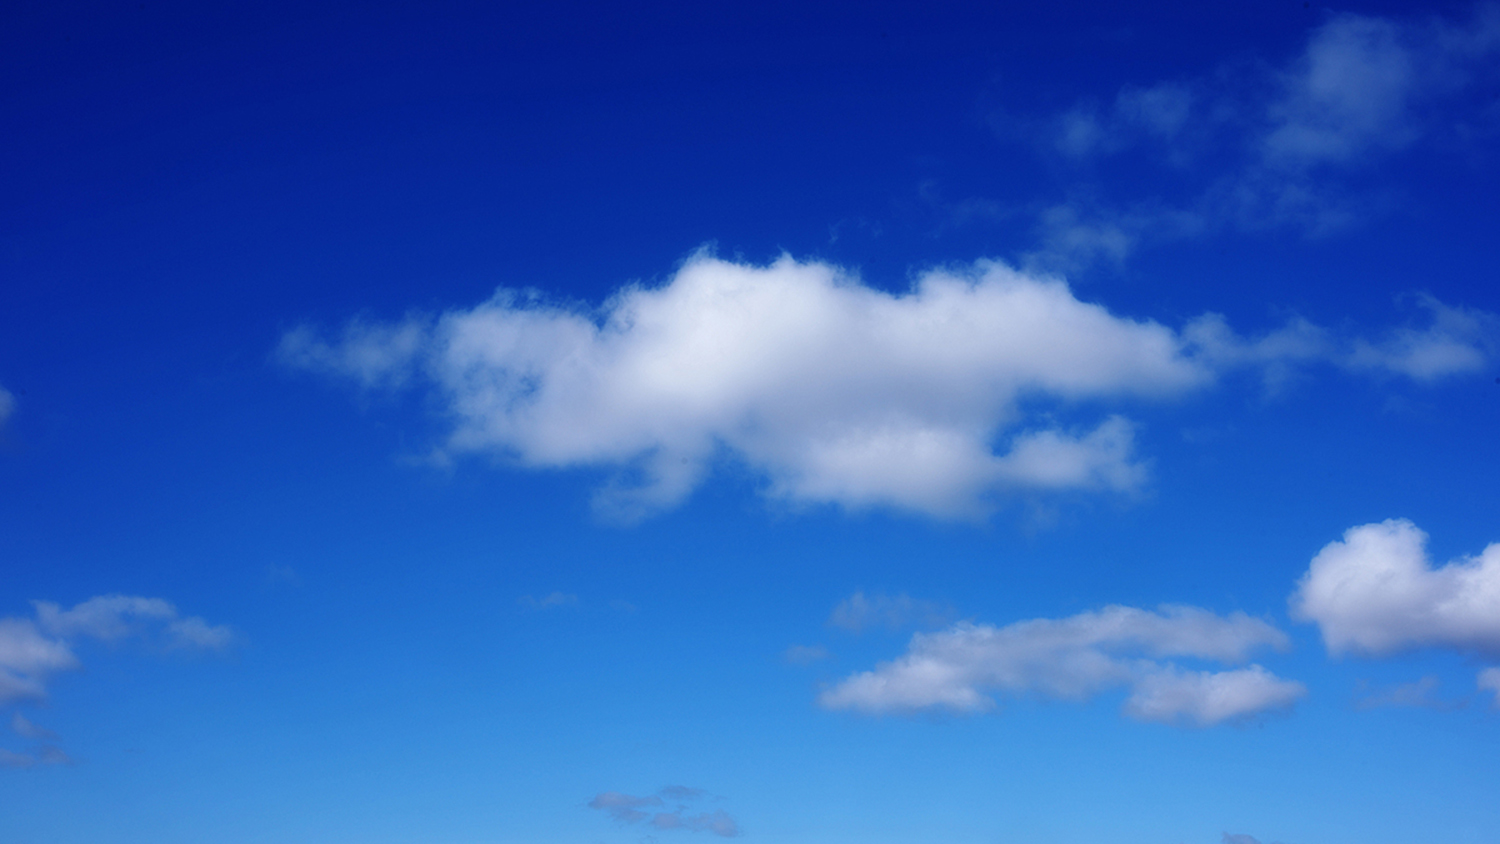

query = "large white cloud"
[[819, 605, 1303, 727], [1291, 519, 1500, 657], [281, 254, 1278, 520]]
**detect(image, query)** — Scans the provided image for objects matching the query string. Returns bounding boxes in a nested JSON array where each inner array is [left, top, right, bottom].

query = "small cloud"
[[1290, 519, 1500, 657], [0, 745, 71, 769], [0, 384, 14, 427], [1223, 834, 1263, 844], [519, 592, 579, 610], [783, 644, 831, 665], [821, 604, 1302, 727], [1478, 667, 1500, 707], [11, 713, 57, 741], [589, 787, 739, 838], [1353, 675, 1457, 710], [828, 591, 955, 634], [265, 564, 301, 587]]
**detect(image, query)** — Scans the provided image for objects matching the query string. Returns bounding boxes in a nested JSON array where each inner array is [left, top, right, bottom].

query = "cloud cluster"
[[589, 787, 738, 837], [0, 595, 232, 705], [283, 254, 1492, 521], [820, 605, 1303, 727]]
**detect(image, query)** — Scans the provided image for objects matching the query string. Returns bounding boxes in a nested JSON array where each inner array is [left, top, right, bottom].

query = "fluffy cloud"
[[820, 605, 1303, 727], [1, 595, 231, 704], [1290, 519, 1500, 657], [284, 255, 1214, 519], [589, 787, 739, 837]]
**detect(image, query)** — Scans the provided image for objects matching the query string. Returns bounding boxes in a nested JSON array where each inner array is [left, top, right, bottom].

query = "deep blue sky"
[[3, 3, 1499, 844]]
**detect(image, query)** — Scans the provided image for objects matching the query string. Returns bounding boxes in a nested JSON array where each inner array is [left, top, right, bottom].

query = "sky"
[[2, 1, 1500, 842]]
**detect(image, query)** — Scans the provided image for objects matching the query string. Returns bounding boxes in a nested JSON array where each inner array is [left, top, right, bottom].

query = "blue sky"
[[3, 2, 1500, 842]]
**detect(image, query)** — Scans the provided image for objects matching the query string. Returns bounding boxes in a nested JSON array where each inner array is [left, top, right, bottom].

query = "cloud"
[[1479, 667, 1500, 706], [1345, 296, 1498, 381], [820, 605, 1303, 727], [784, 644, 831, 665], [519, 592, 579, 610], [828, 592, 954, 633], [1005, 7, 1500, 252], [0, 745, 71, 769], [589, 787, 739, 837], [1290, 519, 1500, 658], [0, 384, 13, 427], [1223, 834, 1263, 844], [286, 252, 1494, 521], [1, 595, 231, 705], [1353, 676, 1453, 710], [11, 713, 57, 741]]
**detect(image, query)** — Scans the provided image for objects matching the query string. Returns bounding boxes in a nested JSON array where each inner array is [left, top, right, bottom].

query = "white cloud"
[[828, 591, 953, 633], [589, 787, 739, 838], [1, 595, 231, 705], [1290, 519, 1500, 658], [1346, 296, 1498, 381], [1479, 667, 1500, 707], [280, 254, 1226, 520], [286, 254, 1494, 520], [820, 605, 1302, 727]]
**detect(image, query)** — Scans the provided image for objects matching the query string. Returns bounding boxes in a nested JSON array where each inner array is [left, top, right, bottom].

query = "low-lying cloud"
[[820, 605, 1304, 727]]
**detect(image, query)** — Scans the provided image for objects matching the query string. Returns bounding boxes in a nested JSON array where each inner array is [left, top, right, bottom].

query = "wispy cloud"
[[821, 605, 1303, 727], [1, 594, 231, 765], [1353, 676, 1457, 710], [783, 644, 831, 665], [283, 254, 1492, 523], [828, 591, 954, 634], [519, 592, 579, 610], [589, 787, 739, 837], [992, 7, 1500, 268]]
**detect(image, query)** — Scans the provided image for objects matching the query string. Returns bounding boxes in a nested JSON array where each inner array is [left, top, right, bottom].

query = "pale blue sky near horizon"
[[3, 2, 1500, 843]]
